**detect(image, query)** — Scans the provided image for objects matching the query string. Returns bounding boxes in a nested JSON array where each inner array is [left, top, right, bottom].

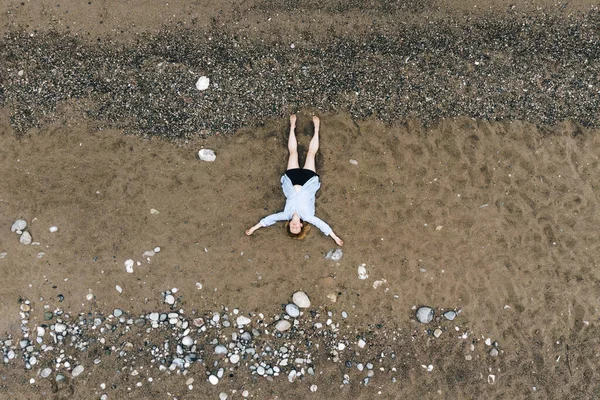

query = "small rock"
[[49, 226, 58, 233], [488, 374, 496, 384], [44, 312, 53, 321], [230, 354, 240, 364], [327, 292, 337, 303], [198, 149, 216, 162], [54, 323, 66, 333], [150, 208, 160, 215], [310, 384, 318, 392], [489, 348, 499, 357], [208, 375, 219, 385], [325, 249, 343, 261], [124, 259, 134, 273], [416, 306, 434, 324], [285, 304, 300, 318], [357, 264, 368, 280], [275, 320, 291, 332], [236, 316, 251, 326], [72, 365, 84, 377], [288, 370, 297, 383], [113, 309, 123, 317], [195, 76, 210, 91], [182, 337, 193, 347], [292, 291, 310, 308], [214, 345, 227, 355], [115, 285, 123, 293], [349, 159, 358, 165], [219, 393, 228, 400], [40, 368, 52, 378], [433, 328, 443, 338], [443, 310, 457, 321], [11, 220, 26, 233], [358, 339, 366, 348], [20, 231, 32, 245], [165, 295, 175, 305]]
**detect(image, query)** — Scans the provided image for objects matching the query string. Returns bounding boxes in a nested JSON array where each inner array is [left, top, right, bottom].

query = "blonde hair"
[[285, 221, 311, 240]]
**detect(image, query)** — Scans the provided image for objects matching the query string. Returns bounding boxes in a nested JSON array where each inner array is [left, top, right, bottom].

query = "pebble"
[[357, 264, 368, 280], [327, 292, 337, 303], [49, 226, 58, 233], [358, 339, 366, 349], [150, 208, 160, 215], [113, 309, 123, 317], [55, 323, 66, 333], [124, 259, 134, 273], [325, 249, 343, 261], [182, 336, 193, 347], [165, 295, 175, 305], [198, 149, 216, 162], [285, 304, 300, 318], [149, 313, 159, 321], [115, 285, 123, 293], [195, 76, 210, 91], [292, 291, 311, 308], [219, 393, 228, 400], [214, 345, 227, 355], [349, 159, 358, 165], [20, 231, 32, 245], [230, 354, 240, 364], [257, 366, 265, 375], [415, 306, 434, 324], [310, 384, 318, 392], [40, 368, 52, 378], [443, 310, 457, 321], [11, 220, 26, 233], [489, 348, 499, 357], [236, 315, 251, 326], [72, 365, 84, 377], [276, 320, 291, 332], [433, 328, 443, 338], [209, 375, 219, 385], [341, 311, 348, 319], [44, 312, 53, 321]]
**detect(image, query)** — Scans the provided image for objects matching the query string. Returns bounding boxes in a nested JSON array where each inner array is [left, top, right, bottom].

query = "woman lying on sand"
[[246, 115, 344, 246]]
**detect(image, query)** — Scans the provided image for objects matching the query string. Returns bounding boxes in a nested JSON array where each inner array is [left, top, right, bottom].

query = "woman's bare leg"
[[303, 116, 320, 172], [287, 114, 300, 170]]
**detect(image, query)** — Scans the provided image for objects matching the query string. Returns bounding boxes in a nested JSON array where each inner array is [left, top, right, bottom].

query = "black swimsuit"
[[286, 168, 318, 186]]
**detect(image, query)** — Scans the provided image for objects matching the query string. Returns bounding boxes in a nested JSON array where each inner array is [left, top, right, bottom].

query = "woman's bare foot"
[[290, 114, 297, 129], [312, 115, 320, 131]]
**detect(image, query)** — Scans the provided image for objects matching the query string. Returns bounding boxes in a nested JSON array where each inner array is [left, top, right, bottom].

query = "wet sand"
[[1, 0, 600, 399]]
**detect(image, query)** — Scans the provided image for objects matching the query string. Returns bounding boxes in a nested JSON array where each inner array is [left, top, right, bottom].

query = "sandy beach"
[[1, 1, 600, 399]]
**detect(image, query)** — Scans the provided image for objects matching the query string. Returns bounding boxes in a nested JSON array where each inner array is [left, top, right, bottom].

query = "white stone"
[[195, 76, 210, 91], [37, 326, 45, 337], [149, 313, 159, 321], [182, 336, 193, 346], [325, 249, 343, 261], [165, 295, 175, 305], [275, 320, 291, 332], [72, 365, 84, 377], [40, 368, 52, 378], [11, 220, 26, 233], [115, 285, 123, 293], [20, 231, 32, 245], [208, 375, 219, 385], [219, 393, 228, 400], [285, 304, 300, 318], [49, 226, 58, 233], [310, 384, 318, 392], [54, 323, 67, 333], [124, 259, 134, 273], [357, 264, 368, 280], [154, 247, 161, 252], [142, 250, 155, 258], [337, 342, 346, 351], [196, 282, 203, 290], [416, 306, 434, 324], [230, 354, 240, 364], [288, 370, 297, 383], [236, 315, 251, 326], [358, 339, 366, 349], [485, 338, 492, 346], [0, 252, 7, 259], [198, 149, 216, 162], [292, 291, 310, 308], [349, 159, 359, 165], [215, 345, 227, 355]]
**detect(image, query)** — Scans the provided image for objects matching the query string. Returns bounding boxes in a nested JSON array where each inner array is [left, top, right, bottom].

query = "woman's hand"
[[246, 223, 262, 236], [330, 231, 344, 246]]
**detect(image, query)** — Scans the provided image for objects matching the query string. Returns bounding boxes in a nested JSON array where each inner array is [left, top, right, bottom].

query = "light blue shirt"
[[260, 174, 332, 236]]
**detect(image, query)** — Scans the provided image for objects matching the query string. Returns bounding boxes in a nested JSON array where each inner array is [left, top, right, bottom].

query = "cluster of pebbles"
[[0, 10, 598, 138], [0, 285, 508, 396]]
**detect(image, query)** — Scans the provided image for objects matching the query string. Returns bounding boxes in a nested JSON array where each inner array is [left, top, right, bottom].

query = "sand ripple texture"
[[0, 10, 598, 137]]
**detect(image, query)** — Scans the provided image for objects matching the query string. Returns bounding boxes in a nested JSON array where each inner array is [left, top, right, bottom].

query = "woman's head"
[[285, 220, 310, 239]]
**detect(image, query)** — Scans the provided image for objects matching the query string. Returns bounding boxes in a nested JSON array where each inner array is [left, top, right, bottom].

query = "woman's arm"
[[329, 231, 344, 246], [245, 222, 263, 236], [247, 212, 289, 235]]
